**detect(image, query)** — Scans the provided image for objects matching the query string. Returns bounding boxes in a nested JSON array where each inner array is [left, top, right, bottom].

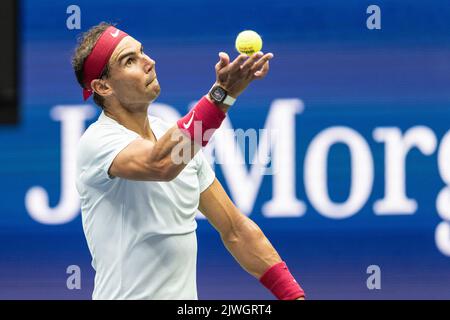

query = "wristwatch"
[[209, 85, 236, 106]]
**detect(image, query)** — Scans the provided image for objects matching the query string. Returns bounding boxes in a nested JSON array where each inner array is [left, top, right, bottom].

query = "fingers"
[[227, 54, 248, 73], [250, 53, 273, 74], [215, 52, 230, 72], [240, 51, 264, 72], [253, 60, 270, 79]]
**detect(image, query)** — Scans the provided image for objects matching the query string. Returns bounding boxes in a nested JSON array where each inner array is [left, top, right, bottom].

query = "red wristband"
[[259, 261, 305, 300], [177, 96, 226, 146]]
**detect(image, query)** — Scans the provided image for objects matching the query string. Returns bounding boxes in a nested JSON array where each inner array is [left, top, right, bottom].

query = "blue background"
[[1, 0, 450, 299]]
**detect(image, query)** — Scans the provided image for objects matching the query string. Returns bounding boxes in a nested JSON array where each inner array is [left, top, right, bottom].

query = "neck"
[[104, 103, 154, 140]]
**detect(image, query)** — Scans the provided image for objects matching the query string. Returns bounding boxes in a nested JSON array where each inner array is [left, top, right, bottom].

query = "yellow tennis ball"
[[235, 30, 263, 56]]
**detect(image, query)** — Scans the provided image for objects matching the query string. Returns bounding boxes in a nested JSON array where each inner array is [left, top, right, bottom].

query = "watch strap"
[[223, 94, 236, 106]]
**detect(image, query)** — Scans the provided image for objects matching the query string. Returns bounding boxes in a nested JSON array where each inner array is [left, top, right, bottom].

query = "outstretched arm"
[[109, 52, 273, 182], [199, 178, 305, 300]]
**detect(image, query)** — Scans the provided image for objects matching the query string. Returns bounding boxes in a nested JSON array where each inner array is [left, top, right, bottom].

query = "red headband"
[[82, 26, 128, 100]]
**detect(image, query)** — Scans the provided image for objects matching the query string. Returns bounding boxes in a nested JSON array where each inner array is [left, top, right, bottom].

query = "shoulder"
[[149, 115, 174, 133], [77, 114, 139, 164], [79, 119, 120, 150]]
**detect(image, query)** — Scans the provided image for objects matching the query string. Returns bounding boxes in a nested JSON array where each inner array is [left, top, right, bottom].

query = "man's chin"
[[147, 83, 161, 104]]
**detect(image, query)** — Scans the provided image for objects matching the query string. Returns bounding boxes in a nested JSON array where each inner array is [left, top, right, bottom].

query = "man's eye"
[[126, 58, 134, 66]]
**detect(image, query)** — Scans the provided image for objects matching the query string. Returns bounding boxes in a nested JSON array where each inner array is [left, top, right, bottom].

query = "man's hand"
[[214, 51, 274, 98]]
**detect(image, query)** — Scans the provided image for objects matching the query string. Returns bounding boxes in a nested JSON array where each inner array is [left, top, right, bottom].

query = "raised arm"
[[109, 51, 273, 181]]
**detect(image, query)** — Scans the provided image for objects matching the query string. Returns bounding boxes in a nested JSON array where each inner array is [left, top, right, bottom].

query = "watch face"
[[211, 86, 226, 102]]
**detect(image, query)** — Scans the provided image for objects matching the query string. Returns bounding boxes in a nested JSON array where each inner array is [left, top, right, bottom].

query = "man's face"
[[106, 36, 160, 108]]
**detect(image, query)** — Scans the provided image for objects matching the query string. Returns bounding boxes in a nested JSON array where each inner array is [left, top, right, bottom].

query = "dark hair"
[[72, 22, 115, 108]]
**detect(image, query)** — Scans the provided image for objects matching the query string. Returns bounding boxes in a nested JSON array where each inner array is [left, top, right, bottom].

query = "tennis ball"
[[235, 30, 263, 56]]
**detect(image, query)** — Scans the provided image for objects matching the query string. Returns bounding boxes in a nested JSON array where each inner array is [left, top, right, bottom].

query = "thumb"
[[215, 52, 229, 71]]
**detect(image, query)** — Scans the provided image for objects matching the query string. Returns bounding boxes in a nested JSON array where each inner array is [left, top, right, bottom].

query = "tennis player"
[[73, 22, 305, 300]]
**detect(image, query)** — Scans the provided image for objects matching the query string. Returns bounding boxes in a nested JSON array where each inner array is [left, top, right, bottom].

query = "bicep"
[[199, 178, 247, 237], [108, 138, 169, 181]]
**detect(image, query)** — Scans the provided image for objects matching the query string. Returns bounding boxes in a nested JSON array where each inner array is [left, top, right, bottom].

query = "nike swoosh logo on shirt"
[[183, 111, 195, 129], [110, 30, 120, 38]]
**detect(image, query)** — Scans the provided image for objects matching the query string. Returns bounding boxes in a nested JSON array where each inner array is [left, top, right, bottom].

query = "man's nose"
[[143, 56, 155, 73]]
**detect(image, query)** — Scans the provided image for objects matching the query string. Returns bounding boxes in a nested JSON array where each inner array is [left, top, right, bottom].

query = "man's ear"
[[91, 79, 113, 98]]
